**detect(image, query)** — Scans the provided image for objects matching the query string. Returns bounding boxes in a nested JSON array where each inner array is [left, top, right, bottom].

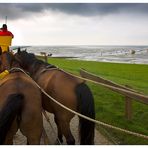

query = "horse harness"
[[0, 68, 25, 87], [0, 70, 9, 80], [34, 64, 59, 81]]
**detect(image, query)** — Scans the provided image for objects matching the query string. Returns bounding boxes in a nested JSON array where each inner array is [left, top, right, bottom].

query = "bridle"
[[0, 51, 18, 72]]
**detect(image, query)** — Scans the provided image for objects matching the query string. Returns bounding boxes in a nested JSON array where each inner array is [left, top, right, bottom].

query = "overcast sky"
[[0, 3, 148, 46]]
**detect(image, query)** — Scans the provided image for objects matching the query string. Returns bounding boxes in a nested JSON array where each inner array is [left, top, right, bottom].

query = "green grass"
[[47, 58, 148, 145]]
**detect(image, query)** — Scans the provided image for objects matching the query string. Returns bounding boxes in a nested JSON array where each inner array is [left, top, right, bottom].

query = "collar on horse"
[[0, 67, 26, 80], [0, 70, 9, 80]]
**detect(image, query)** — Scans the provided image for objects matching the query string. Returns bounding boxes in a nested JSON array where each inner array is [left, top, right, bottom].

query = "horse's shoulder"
[[0, 73, 18, 86], [17, 72, 34, 83], [0, 72, 29, 85]]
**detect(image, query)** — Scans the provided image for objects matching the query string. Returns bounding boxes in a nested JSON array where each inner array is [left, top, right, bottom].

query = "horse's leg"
[[23, 125, 42, 145], [54, 117, 63, 144], [20, 113, 43, 145], [58, 119, 75, 145], [22, 121, 43, 145]]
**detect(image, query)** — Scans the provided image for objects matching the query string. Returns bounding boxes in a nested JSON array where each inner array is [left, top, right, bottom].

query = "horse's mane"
[[23, 52, 55, 74], [31, 58, 49, 72], [27, 52, 49, 67], [23, 52, 36, 64]]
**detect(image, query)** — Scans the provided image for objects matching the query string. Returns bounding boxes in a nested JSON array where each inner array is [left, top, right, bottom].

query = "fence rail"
[[80, 69, 148, 120]]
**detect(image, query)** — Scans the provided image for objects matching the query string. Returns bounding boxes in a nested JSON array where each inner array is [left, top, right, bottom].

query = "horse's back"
[[37, 69, 84, 117], [38, 69, 84, 92]]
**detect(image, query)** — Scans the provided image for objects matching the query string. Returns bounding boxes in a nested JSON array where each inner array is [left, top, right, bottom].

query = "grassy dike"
[[46, 57, 148, 144]]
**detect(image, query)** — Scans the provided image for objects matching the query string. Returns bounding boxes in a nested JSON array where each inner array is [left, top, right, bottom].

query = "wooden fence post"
[[40, 52, 48, 63], [80, 69, 148, 120], [44, 55, 47, 63], [125, 96, 132, 120]]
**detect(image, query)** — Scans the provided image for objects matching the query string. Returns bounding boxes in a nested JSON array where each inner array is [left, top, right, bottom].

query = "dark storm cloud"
[[0, 3, 148, 20]]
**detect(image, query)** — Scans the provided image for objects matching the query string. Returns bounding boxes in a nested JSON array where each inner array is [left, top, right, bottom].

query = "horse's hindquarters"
[[19, 79, 43, 144], [0, 74, 43, 145]]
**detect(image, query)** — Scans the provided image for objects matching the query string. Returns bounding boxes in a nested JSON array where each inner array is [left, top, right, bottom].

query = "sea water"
[[13, 45, 148, 64]]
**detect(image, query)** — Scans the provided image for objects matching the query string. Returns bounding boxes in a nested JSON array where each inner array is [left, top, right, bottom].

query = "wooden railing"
[[80, 69, 148, 120]]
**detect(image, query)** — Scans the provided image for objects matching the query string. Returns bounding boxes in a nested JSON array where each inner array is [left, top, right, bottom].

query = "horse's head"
[[0, 47, 15, 72], [15, 48, 36, 71]]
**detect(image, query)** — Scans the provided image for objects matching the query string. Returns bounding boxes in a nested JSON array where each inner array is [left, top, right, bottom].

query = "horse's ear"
[[0, 47, 2, 55], [25, 48, 27, 52], [17, 47, 21, 53]]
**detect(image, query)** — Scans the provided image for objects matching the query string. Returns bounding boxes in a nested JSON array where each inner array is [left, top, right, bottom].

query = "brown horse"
[[0, 50, 43, 144], [15, 49, 95, 145]]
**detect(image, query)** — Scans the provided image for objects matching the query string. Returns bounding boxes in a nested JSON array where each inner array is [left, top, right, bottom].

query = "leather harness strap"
[[34, 65, 58, 81]]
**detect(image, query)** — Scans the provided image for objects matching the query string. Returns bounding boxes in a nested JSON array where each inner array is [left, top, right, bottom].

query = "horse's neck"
[[28, 60, 46, 79], [12, 61, 21, 68]]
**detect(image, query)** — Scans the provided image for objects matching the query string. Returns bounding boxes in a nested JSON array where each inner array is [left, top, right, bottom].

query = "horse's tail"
[[75, 83, 95, 145], [0, 94, 24, 144]]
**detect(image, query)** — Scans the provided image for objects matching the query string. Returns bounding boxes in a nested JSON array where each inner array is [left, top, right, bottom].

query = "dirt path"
[[13, 113, 112, 145]]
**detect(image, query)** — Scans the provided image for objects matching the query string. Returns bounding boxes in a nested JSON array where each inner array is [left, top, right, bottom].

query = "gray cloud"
[[0, 3, 148, 20]]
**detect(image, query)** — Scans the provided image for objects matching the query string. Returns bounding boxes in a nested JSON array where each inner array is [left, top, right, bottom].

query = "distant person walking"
[[0, 24, 14, 52]]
